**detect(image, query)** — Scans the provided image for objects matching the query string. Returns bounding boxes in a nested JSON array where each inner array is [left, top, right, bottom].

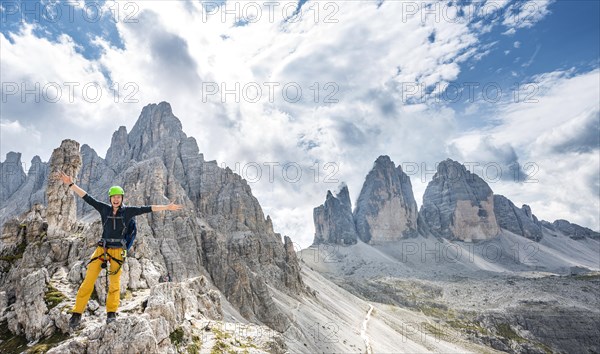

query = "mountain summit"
[[419, 158, 500, 241], [0, 103, 311, 352]]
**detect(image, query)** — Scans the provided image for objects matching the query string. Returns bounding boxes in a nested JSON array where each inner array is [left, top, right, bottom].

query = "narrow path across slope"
[[360, 304, 374, 354]]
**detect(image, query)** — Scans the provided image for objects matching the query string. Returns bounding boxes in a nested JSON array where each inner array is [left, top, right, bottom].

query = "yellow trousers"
[[72, 247, 124, 314]]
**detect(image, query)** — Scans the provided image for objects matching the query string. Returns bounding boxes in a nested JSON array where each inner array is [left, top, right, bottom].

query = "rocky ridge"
[[0, 102, 308, 352]]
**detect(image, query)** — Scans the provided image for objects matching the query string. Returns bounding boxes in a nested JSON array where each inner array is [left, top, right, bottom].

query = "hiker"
[[56, 171, 183, 328]]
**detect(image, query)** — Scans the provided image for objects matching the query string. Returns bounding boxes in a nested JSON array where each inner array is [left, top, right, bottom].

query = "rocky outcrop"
[[313, 184, 358, 245], [77, 144, 115, 217], [419, 159, 499, 241], [0, 152, 26, 203], [551, 219, 600, 240], [46, 139, 82, 233], [477, 304, 600, 354], [354, 156, 418, 243], [112, 103, 306, 330], [493, 195, 543, 241], [0, 155, 49, 228], [45, 276, 279, 354], [0, 102, 307, 348]]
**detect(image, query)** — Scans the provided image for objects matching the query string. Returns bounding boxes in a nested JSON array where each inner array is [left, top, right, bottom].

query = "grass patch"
[[210, 340, 234, 354], [422, 322, 447, 339], [212, 327, 232, 341], [232, 338, 258, 349], [535, 341, 554, 354], [0, 321, 28, 354], [170, 327, 185, 346], [25, 332, 69, 353], [44, 284, 67, 310], [0, 238, 27, 263], [186, 335, 202, 354], [0, 321, 69, 354], [496, 323, 526, 343], [210, 328, 239, 354], [418, 304, 455, 319], [447, 319, 489, 335], [572, 273, 600, 281]]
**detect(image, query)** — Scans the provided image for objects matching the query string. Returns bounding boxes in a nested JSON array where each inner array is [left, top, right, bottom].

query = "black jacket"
[[83, 194, 152, 247]]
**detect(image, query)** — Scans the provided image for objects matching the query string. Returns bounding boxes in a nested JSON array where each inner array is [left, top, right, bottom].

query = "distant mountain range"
[[313, 155, 598, 246]]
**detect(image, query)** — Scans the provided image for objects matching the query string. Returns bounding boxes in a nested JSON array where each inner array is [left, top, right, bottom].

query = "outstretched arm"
[[57, 171, 86, 198], [151, 201, 184, 212]]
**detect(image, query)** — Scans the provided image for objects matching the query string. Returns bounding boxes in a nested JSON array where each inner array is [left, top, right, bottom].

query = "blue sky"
[[1, 0, 599, 248]]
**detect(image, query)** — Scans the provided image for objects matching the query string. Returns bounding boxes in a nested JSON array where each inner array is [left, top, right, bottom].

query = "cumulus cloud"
[[451, 68, 600, 231], [447, 135, 526, 182], [2, 0, 596, 249], [502, 0, 553, 29]]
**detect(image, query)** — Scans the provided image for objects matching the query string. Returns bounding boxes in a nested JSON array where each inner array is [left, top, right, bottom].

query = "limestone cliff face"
[[419, 159, 499, 241], [0, 154, 49, 227], [98, 102, 306, 331], [493, 195, 543, 241], [353, 156, 418, 243], [313, 184, 358, 245], [0, 152, 26, 204], [0, 144, 83, 342], [550, 219, 600, 240], [0, 102, 307, 347], [46, 139, 82, 233]]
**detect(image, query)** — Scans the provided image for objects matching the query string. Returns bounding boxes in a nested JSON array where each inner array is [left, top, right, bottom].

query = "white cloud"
[[502, 0, 553, 29], [450, 68, 600, 231], [2, 0, 596, 250], [0, 119, 42, 169]]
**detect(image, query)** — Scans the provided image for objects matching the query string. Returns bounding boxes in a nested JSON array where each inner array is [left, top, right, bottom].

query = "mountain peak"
[[129, 102, 185, 145], [420, 159, 499, 241], [354, 155, 418, 243], [435, 158, 468, 179], [3, 151, 22, 164], [373, 155, 394, 169], [313, 183, 358, 245]]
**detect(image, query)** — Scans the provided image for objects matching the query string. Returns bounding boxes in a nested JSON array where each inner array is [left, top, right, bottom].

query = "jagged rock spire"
[[353, 155, 418, 243], [313, 183, 358, 245]]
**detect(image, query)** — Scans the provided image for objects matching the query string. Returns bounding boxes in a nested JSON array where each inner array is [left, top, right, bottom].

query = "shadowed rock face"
[[478, 304, 600, 354], [0, 152, 26, 204], [419, 159, 499, 241], [0, 155, 49, 228], [313, 184, 358, 245], [551, 219, 600, 240], [493, 195, 543, 241], [354, 156, 418, 243]]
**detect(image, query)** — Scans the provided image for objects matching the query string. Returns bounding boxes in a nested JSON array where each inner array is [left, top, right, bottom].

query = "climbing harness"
[[87, 211, 130, 305]]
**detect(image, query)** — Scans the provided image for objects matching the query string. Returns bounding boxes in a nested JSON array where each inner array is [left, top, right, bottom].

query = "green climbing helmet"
[[108, 185, 125, 197]]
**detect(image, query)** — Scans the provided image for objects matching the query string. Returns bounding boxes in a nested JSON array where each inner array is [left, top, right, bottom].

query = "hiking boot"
[[69, 312, 82, 329], [106, 312, 117, 324]]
